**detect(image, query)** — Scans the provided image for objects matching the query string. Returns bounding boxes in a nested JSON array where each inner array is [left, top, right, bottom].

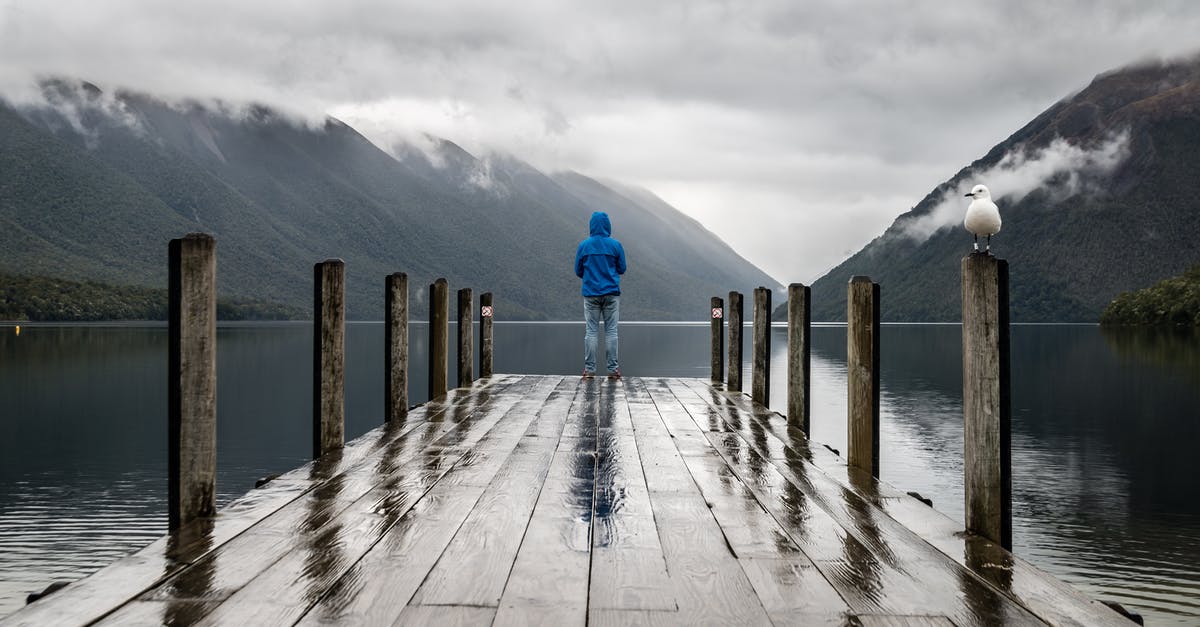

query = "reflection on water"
[[1, 322, 1198, 623]]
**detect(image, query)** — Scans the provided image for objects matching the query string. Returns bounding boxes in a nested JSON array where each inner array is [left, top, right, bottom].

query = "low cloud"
[[896, 131, 1131, 243]]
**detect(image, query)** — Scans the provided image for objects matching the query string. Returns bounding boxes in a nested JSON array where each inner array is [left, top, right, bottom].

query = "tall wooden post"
[[726, 291, 744, 392], [480, 292, 494, 377], [428, 278, 449, 399], [457, 287, 473, 388], [787, 283, 811, 434], [168, 233, 217, 530], [752, 287, 771, 406], [385, 272, 408, 422], [847, 276, 879, 478], [313, 259, 346, 458], [710, 296, 724, 382], [962, 253, 1012, 549]]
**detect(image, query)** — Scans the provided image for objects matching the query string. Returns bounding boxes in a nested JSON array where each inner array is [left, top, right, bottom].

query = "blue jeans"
[[583, 294, 619, 374]]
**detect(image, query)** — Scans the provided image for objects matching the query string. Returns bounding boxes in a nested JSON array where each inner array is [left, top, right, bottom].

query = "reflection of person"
[[574, 211, 626, 378]]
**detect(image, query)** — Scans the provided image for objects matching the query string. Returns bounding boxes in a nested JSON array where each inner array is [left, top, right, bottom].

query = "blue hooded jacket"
[[574, 212, 626, 297]]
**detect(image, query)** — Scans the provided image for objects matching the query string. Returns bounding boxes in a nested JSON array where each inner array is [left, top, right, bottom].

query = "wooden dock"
[[4, 375, 1127, 626]]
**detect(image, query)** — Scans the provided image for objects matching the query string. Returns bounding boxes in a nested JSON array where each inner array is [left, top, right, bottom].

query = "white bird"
[[964, 184, 1001, 252]]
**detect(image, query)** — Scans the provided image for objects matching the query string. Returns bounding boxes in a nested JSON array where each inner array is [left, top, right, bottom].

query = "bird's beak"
[[964, 192, 974, 197]]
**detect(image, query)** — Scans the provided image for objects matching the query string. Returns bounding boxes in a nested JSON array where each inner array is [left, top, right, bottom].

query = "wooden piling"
[[480, 292, 494, 378], [428, 278, 449, 399], [385, 272, 408, 422], [752, 287, 771, 406], [710, 296, 724, 382], [962, 253, 1012, 549], [726, 291, 744, 392], [847, 276, 879, 478], [313, 259, 346, 458], [168, 233, 217, 530], [787, 283, 811, 434], [457, 287, 473, 388]]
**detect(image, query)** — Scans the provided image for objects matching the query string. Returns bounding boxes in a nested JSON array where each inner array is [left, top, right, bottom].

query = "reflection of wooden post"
[[752, 287, 771, 406], [428, 278, 449, 399], [787, 283, 811, 435], [480, 292, 494, 378], [847, 276, 879, 478], [710, 296, 724, 382], [962, 253, 1011, 549], [726, 291, 743, 392], [457, 287, 473, 388], [313, 259, 346, 458], [385, 272, 408, 422], [168, 233, 217, 530]]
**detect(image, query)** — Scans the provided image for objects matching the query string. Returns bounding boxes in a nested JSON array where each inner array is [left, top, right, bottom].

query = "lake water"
[[1, 322, 1198, 624]]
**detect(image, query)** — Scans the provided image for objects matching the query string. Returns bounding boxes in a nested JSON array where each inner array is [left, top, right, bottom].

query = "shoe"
[[608, 369, 621, 379], [582, 371, 595, 379]]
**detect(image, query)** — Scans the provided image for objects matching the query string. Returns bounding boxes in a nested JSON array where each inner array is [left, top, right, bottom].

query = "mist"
[[896, 131, 1131, 243]]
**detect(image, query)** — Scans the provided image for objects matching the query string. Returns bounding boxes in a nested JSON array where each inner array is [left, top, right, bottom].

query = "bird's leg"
[[973, 234, 979, 251], [986, 234, 992, 252]]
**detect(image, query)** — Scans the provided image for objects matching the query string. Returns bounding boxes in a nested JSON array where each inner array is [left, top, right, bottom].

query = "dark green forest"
[[0, 272, 303, 321], [1101, 264, 1200, 326]]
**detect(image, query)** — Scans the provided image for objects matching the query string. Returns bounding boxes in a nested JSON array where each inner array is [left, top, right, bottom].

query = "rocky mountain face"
[[1, 80, 778, 320], [791, 56, 1200, 322]]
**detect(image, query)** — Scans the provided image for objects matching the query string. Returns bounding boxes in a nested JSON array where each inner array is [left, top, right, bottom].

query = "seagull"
[[964, 184, 1001, 252]]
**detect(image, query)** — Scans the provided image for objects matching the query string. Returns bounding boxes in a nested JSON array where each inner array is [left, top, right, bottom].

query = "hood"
[[589, 211, 611, 237]]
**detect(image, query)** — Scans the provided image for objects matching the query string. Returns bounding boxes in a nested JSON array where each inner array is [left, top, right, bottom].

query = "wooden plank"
[[393, 605, 496, 626], [4, 377, 516, 627], [99, 376, 545, 626], [738, 558, 850, 625], [589, 380, 676, 612], [406, 378, 580, 608], [674, 378, 1127, 626], [289, 377, 574, 627]]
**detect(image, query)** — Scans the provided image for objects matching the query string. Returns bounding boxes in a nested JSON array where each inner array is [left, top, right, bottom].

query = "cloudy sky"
[[3, 1, 1200, 282]]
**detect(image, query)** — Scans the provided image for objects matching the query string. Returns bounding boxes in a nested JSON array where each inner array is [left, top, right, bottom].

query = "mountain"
[[0, 80, 778, 320], [791, 56, 1200, 322]]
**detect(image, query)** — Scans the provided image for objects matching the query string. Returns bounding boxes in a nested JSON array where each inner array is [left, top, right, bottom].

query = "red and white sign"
[[481, 306, 494, 318], [712, 308, 723, 319]]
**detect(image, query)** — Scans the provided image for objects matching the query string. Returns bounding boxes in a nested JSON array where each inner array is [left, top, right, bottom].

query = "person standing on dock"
[[575, 211, 626, 379]]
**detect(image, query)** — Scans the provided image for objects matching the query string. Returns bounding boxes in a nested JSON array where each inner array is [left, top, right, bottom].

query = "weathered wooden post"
[[457, 287, 473, 388], [752, 287, 771, 406], [480, 292, 494, 378], [726, 291, 744, 392], [962, 253, 1012, 549], [710, 296, 724, 382], [787, 283, 811, 434], [385, 272, 408, 422], [313, 259, 346, 458], [168, 233, 217, 530], [428, 278, 449, 399], [847, 276, 879, 478]]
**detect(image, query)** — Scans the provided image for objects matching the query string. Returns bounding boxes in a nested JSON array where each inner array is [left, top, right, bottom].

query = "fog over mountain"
[[786, 57, 1200, 322], [0, 80, 778, 320]]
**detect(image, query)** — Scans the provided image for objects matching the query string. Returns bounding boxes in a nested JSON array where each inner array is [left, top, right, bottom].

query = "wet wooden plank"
[[738, 557, 850, 624], [103, 376, 544, 625], [293, 377, 576, 626], [588, 380, 676, 612], [661, 379, 1045, 626], [6, 377, 517, 627], [393, 605, 496, 626], [674, 378, 1126, 627]]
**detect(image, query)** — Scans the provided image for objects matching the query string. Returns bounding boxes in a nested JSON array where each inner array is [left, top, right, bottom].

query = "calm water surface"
[[1, 322, 1198, 623]]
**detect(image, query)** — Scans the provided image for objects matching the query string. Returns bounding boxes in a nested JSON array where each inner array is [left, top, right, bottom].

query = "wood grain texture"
[[457, 287, 473, 388], [314, 259, 346, 458], [168, 233, 217, 530], [787, 282, 811, 434], [726, 291, 743, 392], [710, 296, 724, 382], [961, 253, 1012, 549], [752, 287, 772, 407], [480, 291, 494, 377], [385, 272, 408, 422], [428, 278, 449, 399], [846, 276, 879, 478]]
